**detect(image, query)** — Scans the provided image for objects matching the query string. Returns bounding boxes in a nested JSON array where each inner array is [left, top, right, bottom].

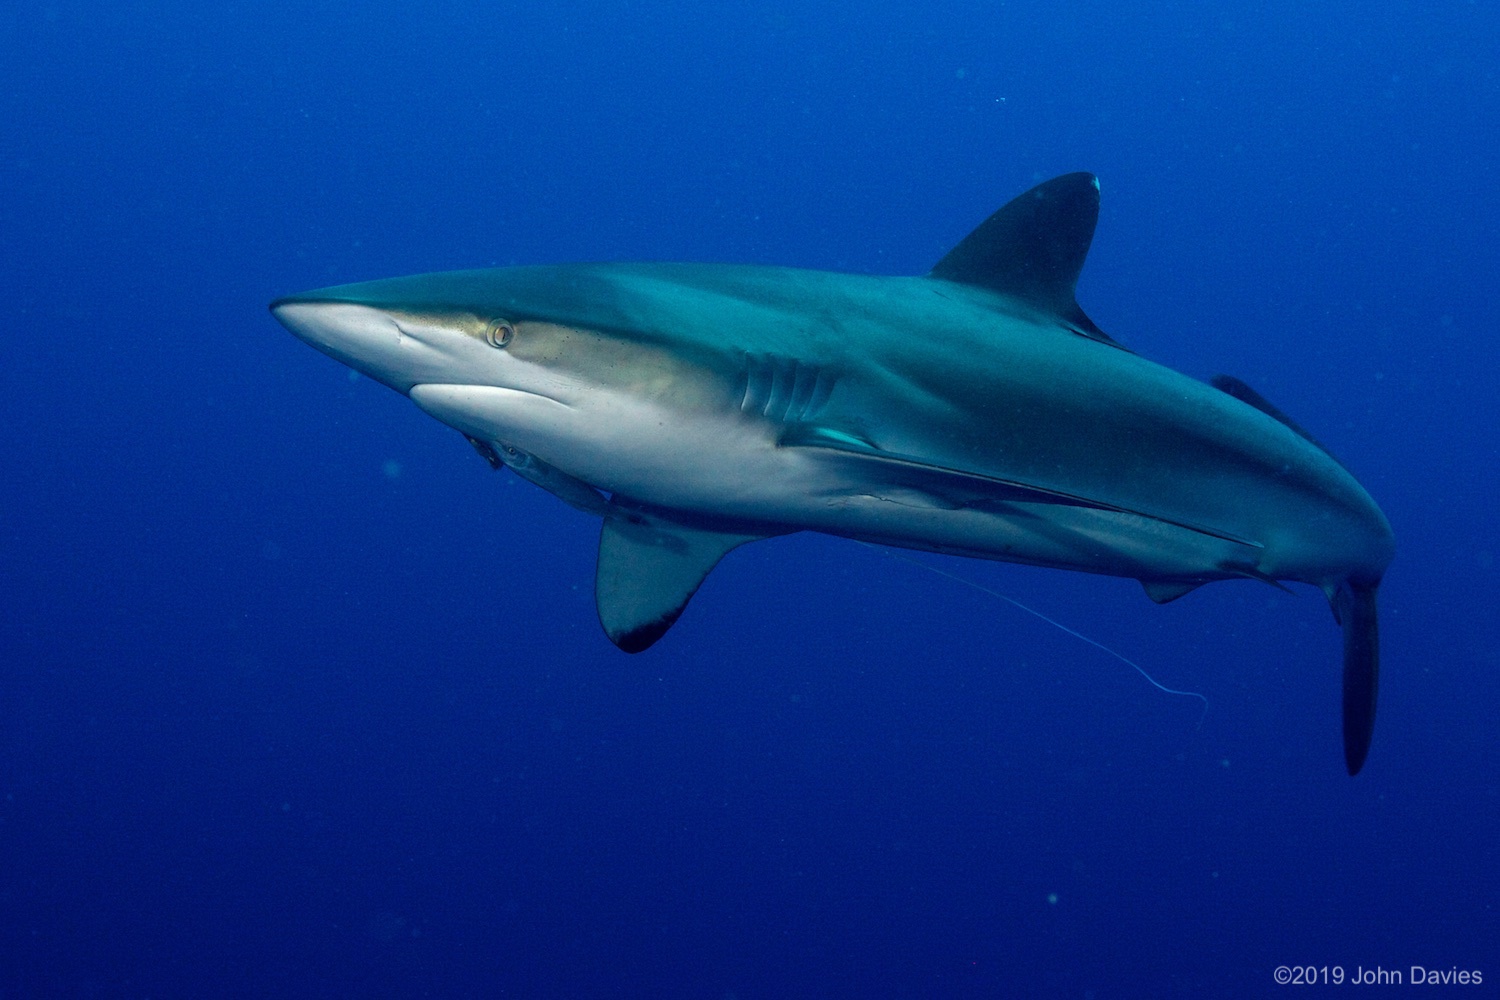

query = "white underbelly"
[[408, 382, 1249, 581]]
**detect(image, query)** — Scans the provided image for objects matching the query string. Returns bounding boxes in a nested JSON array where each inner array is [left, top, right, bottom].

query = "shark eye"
[[484, 319, 515, 349]]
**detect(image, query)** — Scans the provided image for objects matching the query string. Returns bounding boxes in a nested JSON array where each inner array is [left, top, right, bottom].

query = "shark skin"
[[271, 174, 1394, 774]]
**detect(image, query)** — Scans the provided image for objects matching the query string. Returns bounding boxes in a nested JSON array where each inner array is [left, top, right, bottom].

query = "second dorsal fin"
[[1210, 374, 1347, 470]]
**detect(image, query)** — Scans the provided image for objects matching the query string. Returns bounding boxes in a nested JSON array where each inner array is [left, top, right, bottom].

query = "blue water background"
[[2, 1, 1496, 995]]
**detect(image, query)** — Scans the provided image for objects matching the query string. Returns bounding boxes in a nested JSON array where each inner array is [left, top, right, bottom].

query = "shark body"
[[272, 174, 1394, 773]]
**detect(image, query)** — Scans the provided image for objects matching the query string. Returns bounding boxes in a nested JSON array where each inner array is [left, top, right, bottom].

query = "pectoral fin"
[[595, 511, 765, 653]]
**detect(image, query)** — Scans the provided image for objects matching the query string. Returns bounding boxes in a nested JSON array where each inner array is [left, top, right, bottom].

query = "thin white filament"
[[869, 545, 1210, 728]]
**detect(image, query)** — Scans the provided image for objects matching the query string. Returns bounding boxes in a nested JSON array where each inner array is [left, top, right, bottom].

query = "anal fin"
[[1139, 579, 1204, 604]]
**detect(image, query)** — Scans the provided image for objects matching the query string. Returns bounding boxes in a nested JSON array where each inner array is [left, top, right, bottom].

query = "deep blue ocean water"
[[2, 1, 1496, 996]]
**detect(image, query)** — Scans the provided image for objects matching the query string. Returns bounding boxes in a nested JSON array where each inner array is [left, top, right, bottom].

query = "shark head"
[[270, 266, 781, 511], [271, 269, 599, 396]]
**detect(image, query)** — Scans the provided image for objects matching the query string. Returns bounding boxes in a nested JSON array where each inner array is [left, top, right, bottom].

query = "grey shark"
[[271, 173, 1394, 774]]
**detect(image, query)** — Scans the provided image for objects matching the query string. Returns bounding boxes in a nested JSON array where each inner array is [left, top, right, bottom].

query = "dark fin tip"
[[1335, 579, 1380, 776], [611, 611, 683, 654]]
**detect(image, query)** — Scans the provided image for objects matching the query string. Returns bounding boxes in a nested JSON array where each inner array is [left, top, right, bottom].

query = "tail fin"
[[1332, 579, 1381, 775]]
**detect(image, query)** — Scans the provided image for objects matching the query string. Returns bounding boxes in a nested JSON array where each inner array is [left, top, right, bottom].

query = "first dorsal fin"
[[929, 172, 1117, 347]]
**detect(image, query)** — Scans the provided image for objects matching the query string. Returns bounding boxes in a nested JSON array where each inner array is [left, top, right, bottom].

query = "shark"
[[271, 173, 1394, 774]]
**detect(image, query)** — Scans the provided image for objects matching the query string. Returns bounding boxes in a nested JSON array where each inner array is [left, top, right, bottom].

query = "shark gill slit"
[[737, 354, 835, 424], [804, 369, 835, 418], [787, 362, 817, 421], [737, 355, 764, 415], [740, 354, 832, 424], [763, 358, 794, 419]]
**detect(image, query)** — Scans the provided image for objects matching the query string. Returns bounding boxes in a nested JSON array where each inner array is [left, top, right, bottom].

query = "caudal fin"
[[1333, 579, 1381, 775]]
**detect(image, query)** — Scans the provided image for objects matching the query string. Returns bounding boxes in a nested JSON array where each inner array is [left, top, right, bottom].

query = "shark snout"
[[270, 298, 443, 393], [270, 299, 396, 354]]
